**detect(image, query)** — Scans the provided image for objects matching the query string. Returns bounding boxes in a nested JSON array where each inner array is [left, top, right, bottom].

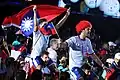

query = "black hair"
[[81, 63, 91, 70], [17, 34, 27, 44], [39, 18, 47, 24], [31, 69, 42, 80], [15, 70, 26, 80], [5, 57, 15, 67], [40, 50, 49, 57], [60, 60, 66, 64]]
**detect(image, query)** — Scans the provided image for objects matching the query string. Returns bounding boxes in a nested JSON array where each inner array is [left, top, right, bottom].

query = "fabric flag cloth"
[[40, 22, 56, 35], [2, 5, 66, 74], [2, 5, 67, 37], [2, 16, 12, 27], [20, 9, 40, 37], [2, 15, 20, 29]]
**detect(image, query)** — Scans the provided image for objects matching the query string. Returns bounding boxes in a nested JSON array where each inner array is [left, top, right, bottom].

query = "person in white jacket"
[[47, 38, 59, 66]]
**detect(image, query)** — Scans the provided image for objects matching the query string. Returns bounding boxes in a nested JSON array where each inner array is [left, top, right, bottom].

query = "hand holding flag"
[[33, 5, 37, 11], [67, 7, 71, 16]]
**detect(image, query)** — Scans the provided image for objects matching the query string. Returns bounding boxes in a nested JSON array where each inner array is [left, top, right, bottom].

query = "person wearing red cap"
[[75, 20, 92, 34], [58, 20, 106, 80]]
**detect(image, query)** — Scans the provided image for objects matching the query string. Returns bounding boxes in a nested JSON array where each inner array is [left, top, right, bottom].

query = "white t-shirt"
[[47, 47, 57, 64], [66, 36, 94, 70], [31, 30, 49, 59], [10, 50, 21, 60]]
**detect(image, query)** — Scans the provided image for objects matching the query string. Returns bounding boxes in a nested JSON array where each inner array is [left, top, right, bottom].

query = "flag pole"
[[51, 22, 60, 39]]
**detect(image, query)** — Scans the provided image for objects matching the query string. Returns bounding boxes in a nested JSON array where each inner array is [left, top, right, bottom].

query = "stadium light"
[[84, 0, 102, 8], [70, 0, 79, 3], [58, 0, 66, 7]]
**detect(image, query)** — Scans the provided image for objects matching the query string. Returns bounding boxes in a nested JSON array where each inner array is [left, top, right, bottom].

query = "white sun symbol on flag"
[[21, 17, 33, 32]]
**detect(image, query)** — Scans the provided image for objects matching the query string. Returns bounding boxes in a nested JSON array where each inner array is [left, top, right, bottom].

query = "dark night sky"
[[58, 13, 120, 42]]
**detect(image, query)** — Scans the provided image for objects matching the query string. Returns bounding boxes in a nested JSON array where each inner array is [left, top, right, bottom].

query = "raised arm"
[[57, 38, 69, 51], [33, 5, 38, 32], [55, 8, 70, 29], [3, 41, 10, 56]]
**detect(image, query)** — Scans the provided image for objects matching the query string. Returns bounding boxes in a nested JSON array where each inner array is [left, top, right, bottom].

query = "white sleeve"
[[87, 38, 94, 54], [65, 36, 75, 47], [33, 30, 42, 46], [33, 30, 41, 38]]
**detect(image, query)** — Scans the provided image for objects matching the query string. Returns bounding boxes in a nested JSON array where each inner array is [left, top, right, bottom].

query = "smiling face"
[[80, 27, 92, 38]]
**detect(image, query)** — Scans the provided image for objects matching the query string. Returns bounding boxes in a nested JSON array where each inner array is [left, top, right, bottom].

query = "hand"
[[66, 65, 69, 68], [102, 64, 108, 69], [20, 61, 25, 64], [66, 7, 71, 15], [57, 38, 62, 44], [102, 65, 113, 73], [39, 22, 48, 28], [103, 65, 108, 70], [33, 5, 36, 11], [55, 68, 59, 72]]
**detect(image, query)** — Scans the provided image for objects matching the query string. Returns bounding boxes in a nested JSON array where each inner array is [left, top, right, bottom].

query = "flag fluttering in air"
[[2, 5, 67, 37], [40, 22, 56, 35]]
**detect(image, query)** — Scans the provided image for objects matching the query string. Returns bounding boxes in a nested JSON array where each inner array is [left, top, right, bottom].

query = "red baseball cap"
[[76, 20, 92, 34]]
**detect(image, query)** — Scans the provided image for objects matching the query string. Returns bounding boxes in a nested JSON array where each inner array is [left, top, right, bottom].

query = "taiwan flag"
[[40, 22, 56, 35], [20, 9, 40, 37], [2, 5, 67, 37]]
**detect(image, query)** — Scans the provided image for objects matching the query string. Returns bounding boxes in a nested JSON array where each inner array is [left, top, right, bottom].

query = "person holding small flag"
[[29, 5, 70, 74]]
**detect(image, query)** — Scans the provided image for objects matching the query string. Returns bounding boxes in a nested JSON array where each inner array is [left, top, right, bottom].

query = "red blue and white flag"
[[2, 5, 67, 74], [20, 9, 40, 37], [2, 5, 67, 37], [40, 22, 56, 35]]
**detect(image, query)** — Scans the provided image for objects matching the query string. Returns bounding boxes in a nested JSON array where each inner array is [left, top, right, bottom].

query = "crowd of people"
[[0, 5, 120, 80]]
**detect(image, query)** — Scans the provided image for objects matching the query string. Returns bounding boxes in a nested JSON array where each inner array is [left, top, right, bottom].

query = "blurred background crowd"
[[0, 0, 120, 80]]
